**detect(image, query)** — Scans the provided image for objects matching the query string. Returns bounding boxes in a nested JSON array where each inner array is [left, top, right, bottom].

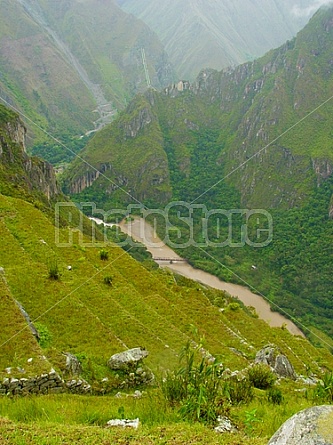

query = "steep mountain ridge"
[[0, 105, 60, 204], [118, 0, 317, 79], [64, 7, 333, 209]]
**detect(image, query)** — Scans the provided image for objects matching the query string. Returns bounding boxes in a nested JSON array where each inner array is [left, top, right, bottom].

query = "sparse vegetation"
[[103, 275, 113, 286]]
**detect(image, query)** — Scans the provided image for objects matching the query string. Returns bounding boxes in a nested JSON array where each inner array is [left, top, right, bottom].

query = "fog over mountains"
[[118, 0, 332, 79]]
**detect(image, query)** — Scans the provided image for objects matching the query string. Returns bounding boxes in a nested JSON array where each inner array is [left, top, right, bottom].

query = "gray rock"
[[108, 348, 148, 370], [274, 355, 296, 380], [268, 405, 333, 445], [255, 346, 297, 380], [256, 346, 276, 366], [106, 418, 140, 429], [215, 416, 237, 434], [63, 352, 82, 376], [15, 301, 40, 341], [297, 375, 318, 386]]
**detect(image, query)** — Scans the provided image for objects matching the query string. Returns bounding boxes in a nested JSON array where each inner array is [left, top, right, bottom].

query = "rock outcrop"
[[108, 348, 149, 370], [107, 347, 154, 388], [63, 353, 82, 376], [0, 110, 61, 202], [15, 301, 40, 342], [268, 405, 333, 445], [255, 346, 297, 380]]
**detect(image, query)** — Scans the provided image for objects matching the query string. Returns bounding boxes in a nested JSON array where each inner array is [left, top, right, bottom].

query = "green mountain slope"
[[1, 103, 333, 384], [64, 7, 333, 209], [0, 0, 174, 146], [62, 8, 333, 338], [118, 0, 316, 80], [2, 102, 333, 443]]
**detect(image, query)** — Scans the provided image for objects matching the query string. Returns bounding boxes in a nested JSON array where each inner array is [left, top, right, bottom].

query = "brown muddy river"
[[92, 217, 304, 337]]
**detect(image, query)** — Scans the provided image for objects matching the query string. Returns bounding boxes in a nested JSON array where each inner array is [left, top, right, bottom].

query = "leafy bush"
[[99, 249, 109, 261], [267, 387, 284, 405], [246, 364, 276, 389], [35, 322, 52, 348], [162, 339, 225, 424], [48, 261, 60, 280], [244, 408, 260, 436], [314, 372, 333, 403], [224, 377, 253, 405]]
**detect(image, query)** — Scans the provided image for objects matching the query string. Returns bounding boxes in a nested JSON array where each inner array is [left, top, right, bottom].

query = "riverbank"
[[118, 218, 304, 337]]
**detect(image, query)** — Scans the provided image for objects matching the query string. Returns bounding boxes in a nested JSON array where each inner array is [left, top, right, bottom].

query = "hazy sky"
[[292, 0, 333, 17]]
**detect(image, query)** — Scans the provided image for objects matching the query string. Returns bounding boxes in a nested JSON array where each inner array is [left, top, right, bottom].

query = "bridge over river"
[[153, 257, 187, 263]]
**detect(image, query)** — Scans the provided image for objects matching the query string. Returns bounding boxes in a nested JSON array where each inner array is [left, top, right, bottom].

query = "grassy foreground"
[[0, 388, 322, 445]]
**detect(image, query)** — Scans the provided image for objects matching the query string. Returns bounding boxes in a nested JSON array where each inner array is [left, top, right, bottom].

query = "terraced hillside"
[[1, 104, 333, 445], [1, 192, 333, 383]]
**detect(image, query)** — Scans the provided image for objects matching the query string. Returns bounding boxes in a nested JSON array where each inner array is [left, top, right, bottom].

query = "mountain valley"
[[0, 2, 333, 444]]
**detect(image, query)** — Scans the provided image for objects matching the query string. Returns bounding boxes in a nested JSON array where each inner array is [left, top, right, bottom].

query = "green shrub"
[[161, 370, 187, 406], [224, 377, 253, 405], [48, 260, 60, 280], [246, 364, 276, 389], [99, 249, 109, 261], [161, 340, 225, 424], [35, 322, 52, 348], [314, 372, 333, 403], [267, 387, 284, 405]]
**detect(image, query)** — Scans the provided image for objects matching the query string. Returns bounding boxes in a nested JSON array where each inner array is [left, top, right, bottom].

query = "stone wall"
[[0, 371, 91, 396]]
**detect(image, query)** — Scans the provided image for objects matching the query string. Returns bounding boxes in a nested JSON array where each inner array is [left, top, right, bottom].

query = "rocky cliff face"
[[63, 94, 172, 205], [0, 109, 60, 202]]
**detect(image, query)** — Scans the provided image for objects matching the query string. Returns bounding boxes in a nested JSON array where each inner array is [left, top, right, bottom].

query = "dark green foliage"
[[31, 135, 90, 166], [267, 388, 284, 405], [99, 249, 109, 261], [103, 275, 113, 286], [314, 373, 333, 403], [246, 364, 276, 390], [48, 260, 60, 280]]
